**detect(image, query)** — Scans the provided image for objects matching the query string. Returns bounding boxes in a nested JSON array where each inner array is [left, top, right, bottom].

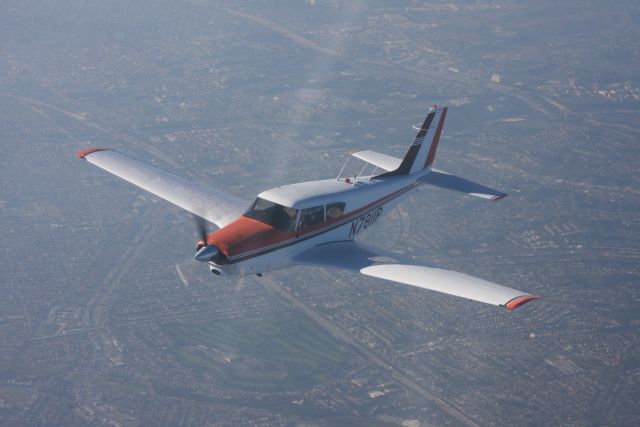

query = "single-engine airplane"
[[76, 106, 537, 310]]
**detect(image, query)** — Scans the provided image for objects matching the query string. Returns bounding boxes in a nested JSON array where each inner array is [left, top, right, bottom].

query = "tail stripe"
[[412, 111, 436, 146], [424, 107, 447, 168], [375, 106, 447, 179], [391, 111, 436, 175]]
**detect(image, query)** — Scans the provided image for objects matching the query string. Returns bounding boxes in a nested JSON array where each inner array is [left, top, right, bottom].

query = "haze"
[[0, 1, 638, 425]]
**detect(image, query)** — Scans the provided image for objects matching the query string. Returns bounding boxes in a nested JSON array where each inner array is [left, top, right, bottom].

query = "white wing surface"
[[76, 148, 248, 228], [352, 150, 402, 172], [293, 241, 537, 310], [419, 169, 507, 201]]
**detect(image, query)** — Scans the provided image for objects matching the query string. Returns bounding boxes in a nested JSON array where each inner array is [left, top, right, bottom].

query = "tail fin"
[[379, 106, 447, 177]]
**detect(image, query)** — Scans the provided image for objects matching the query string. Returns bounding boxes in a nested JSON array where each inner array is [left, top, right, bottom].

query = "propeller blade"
[[194, 215, 209, 244]]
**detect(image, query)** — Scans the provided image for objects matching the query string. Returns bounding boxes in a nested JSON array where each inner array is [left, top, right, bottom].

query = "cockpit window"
[[243, 198, 298, 231], [298, 205, 325, 230], [326, 202, 345, 219]]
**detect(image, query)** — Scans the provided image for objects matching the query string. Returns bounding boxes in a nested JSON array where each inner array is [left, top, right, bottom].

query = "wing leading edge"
[[293, 241, 537, 310], [76, 147, 248, 228]]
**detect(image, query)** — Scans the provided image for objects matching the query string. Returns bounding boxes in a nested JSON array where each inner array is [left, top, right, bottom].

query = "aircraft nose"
[[194, 244, 220, 262]]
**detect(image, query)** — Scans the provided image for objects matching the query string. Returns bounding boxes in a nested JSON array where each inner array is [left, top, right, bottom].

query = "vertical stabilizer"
[[378, 106, 448, 177]]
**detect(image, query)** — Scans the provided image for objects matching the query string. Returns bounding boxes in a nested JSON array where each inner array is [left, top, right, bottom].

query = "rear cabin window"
[[297, 206, 325, 230], [243, 198, 298, 231], [326, 202, 346, 219]]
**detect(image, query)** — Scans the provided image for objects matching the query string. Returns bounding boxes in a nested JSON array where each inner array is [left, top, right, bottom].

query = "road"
[[260, 275, 481, 427]]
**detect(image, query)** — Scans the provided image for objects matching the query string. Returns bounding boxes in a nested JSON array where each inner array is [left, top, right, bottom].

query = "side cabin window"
[[297, 205, 325, 231], [326, 202, 345, 219], [243, 197, 298, 232]]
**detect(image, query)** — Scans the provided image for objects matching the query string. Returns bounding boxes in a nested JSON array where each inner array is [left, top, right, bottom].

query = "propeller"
[[194, 216, 209, 249], [193, 216, 220, 262]]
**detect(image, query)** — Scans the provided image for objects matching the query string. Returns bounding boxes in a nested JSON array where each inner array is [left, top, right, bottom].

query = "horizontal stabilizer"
[[293, 241, 537, 310], [419, 169, 507, 201], [75, 148, 249, 228], [352, 150, 401, 172]]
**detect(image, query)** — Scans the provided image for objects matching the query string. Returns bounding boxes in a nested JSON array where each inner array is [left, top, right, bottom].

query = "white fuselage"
[[210, 174, 421, 276]]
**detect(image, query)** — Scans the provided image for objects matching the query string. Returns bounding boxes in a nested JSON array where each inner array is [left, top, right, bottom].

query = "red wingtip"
[[505, 295, 539, 310], [75, 147, 107, 159]]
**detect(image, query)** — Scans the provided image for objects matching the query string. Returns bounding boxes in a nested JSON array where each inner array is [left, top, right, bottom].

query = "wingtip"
[[75, 147, 108, 159], [504, 295, 539, 310], [491, 194, 508, 201]]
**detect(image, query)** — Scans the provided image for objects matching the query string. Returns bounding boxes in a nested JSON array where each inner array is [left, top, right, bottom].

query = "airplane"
[[76, 106, 538, 310]]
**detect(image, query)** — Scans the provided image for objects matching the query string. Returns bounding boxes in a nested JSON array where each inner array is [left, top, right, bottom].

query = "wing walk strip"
[[226, 182, 419, 262]]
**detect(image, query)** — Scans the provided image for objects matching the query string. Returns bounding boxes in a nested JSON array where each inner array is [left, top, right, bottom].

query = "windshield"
[[243, 198, 298, 231]]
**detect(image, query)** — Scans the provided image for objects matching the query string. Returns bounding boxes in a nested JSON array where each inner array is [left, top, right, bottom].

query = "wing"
[[293, 241, 537, 310], [76, 147, 249, 228], [418, 169, 507, 201]]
